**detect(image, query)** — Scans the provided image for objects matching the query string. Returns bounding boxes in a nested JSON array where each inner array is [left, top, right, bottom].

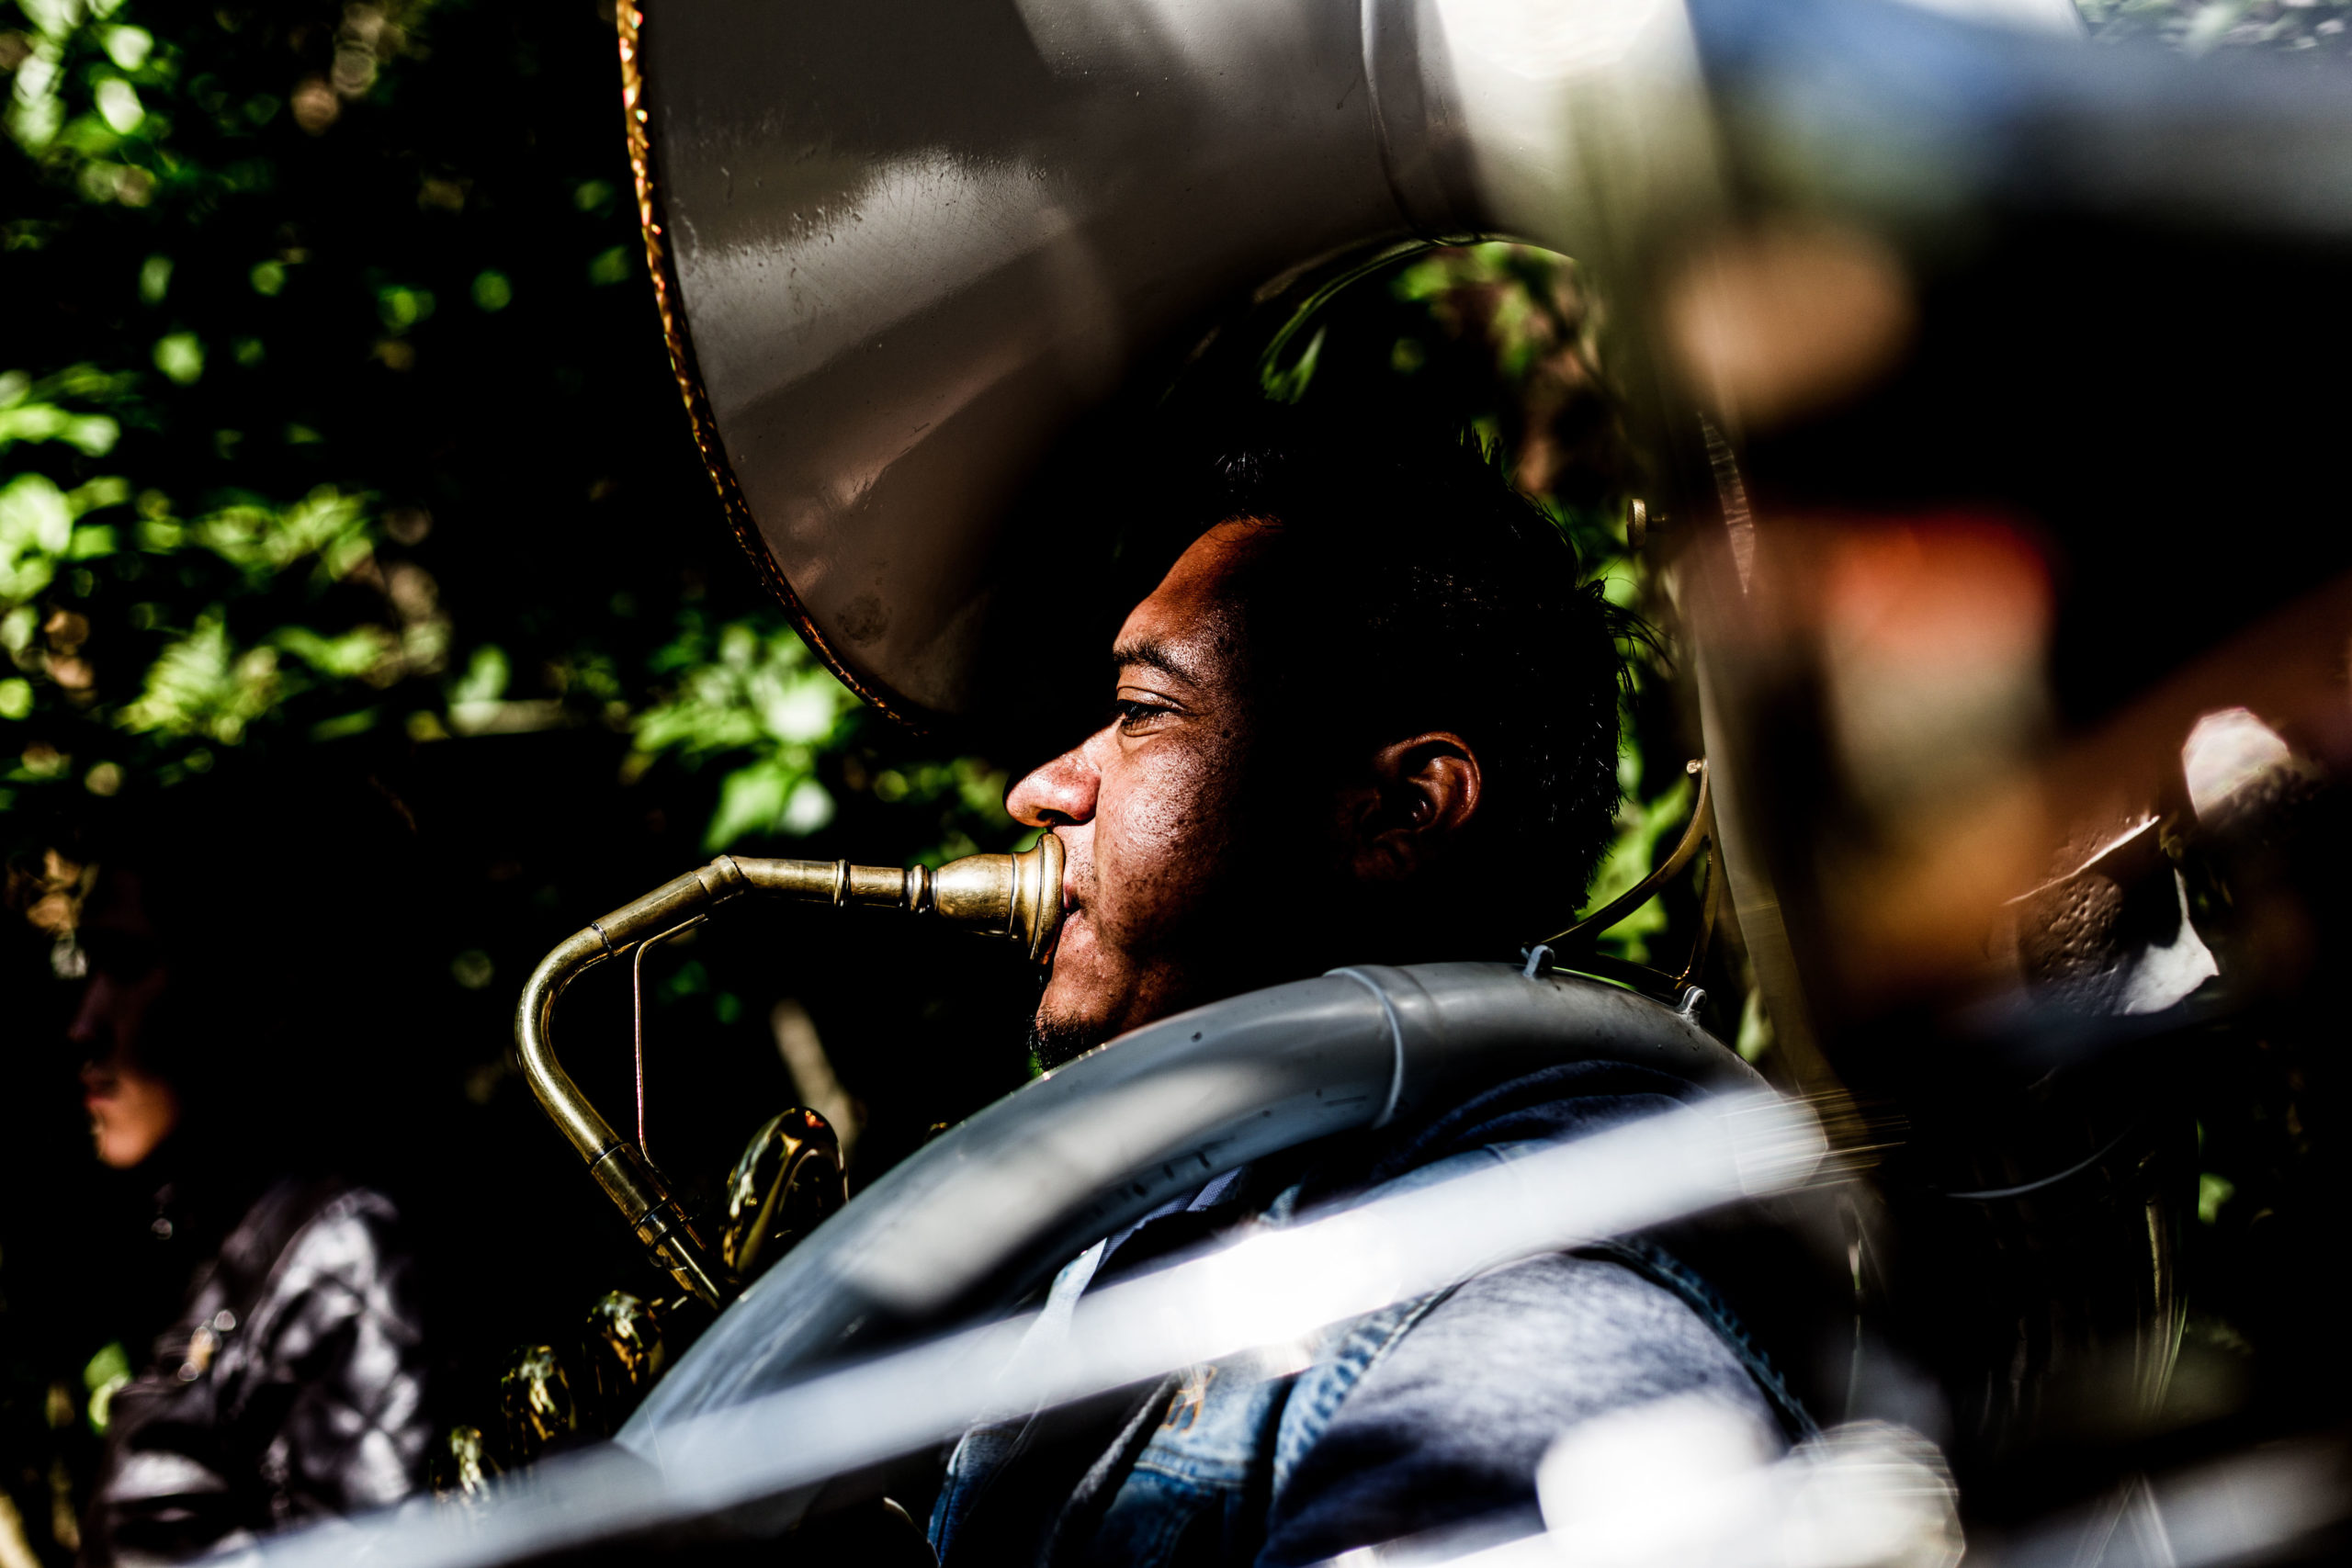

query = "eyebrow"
[[1112, 637, 1202, 686]]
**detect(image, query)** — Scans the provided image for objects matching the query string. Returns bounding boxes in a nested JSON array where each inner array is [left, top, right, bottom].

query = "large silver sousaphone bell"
[[620, 0, 1863, 720]]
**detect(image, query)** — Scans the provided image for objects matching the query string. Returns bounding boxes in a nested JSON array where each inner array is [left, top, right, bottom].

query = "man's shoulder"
[[1248, 1063, 1794, 1564], [1261, 1252, 1783, 1565], [1324, 1251, 1783, 1418]]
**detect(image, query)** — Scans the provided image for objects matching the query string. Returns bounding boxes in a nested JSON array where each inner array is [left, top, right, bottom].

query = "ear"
[[1341, 732, 1483, 883]]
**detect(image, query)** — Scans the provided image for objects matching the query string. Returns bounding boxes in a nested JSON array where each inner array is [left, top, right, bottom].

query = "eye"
[[1113, 697, 1172, 734]]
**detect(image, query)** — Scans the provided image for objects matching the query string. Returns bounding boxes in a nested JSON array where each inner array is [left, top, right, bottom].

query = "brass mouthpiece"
[[514, 836, 1064, 1306]]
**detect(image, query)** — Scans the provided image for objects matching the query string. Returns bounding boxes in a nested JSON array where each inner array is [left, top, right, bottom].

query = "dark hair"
[[1144, 417, 1630, 940]]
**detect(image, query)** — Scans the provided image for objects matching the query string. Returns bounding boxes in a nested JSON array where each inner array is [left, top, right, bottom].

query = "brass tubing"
[[514, 837, 1065, 1308], [1540, 761, 1712, 951]]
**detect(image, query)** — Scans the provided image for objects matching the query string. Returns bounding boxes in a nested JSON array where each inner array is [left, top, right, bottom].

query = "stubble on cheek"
[[1029, 536, 1270, 1052], [1039, 727, 1250, 1045]]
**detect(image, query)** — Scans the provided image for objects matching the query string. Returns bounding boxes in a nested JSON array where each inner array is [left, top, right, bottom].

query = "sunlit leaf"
[[94, 77, 143, 135], [449, 644, 510, 705], [586, 244, 634, 286], [273, 624, 394, 680], [152, 332, 203, 384], [189, 488, 371, 581], [66, 524, 118, 559], [706, 756, 798, 850], [101, 24, 152, 69], [117, 610, 281, 743], [376, 285, 435, 332], [0, 473, 74, 602]]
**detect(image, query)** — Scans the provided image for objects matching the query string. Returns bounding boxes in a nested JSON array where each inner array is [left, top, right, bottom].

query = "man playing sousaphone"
[[924, 420, 1815, 1566]]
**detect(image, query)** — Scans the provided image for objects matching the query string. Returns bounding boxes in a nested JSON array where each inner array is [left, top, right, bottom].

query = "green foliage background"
[[0, 0, 1025, 863]]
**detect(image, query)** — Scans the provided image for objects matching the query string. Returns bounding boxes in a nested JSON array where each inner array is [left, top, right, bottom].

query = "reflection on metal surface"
[[2181, 708, 2297, 825], [497, 1347, 577, 1466], [579, 1292, 668, 1437], [2006, 834, 2216, 1021], [514, 837, 1064, 1308], [628, 916, 703, 1177], [626, 0, 1719, 716], [614, 3, 910, 725], [720, 1109, 846, 1284], [427, 1425, 500, 1503]]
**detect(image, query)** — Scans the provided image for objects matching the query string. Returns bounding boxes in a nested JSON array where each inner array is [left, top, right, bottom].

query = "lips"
[[1046, 899, 1082, 969], [1039, 828, 1091, 972], [1052, 842, 1083, 930], [1044, 882, 1091, 975]]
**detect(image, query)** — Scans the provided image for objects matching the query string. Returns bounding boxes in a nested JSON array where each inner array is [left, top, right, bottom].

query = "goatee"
[[1025, 1012, 1103, 1073]]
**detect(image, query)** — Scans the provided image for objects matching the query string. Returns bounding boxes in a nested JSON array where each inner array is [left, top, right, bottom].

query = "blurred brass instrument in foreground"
[[514, 836, 1066, 1308]]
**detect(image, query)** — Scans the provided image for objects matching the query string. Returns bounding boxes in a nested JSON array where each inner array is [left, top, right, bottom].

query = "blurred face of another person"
[[66, 873, 183, 1170]]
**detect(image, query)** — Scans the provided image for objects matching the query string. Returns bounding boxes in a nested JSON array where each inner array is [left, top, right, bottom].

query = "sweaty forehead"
[[1114, 520, 1278, 688]]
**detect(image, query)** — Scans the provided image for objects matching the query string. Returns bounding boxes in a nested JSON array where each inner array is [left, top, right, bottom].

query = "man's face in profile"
[[1008, 521, 1279, 1057], [1010, 511, 1488, 1061]]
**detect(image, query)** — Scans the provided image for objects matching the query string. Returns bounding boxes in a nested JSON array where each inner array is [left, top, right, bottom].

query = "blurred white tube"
[[1336, 1420, 2352, 1568], [1996, 1438, 2349, 1568], [1539, 1402, 1962, 1568], [1327, 1401, 1963, 1568]]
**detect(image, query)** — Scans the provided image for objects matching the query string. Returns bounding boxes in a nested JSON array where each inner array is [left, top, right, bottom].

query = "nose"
[[1007, 744, 1100, 829]]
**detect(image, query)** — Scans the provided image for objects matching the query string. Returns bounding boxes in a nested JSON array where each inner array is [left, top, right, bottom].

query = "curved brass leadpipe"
[[1539, 761, 1711, 953], [514, 837, 1066, 1307]]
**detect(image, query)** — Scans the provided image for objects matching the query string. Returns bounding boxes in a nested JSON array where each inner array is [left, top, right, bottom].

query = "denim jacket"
[[931, 1063, 1818, 1568]]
